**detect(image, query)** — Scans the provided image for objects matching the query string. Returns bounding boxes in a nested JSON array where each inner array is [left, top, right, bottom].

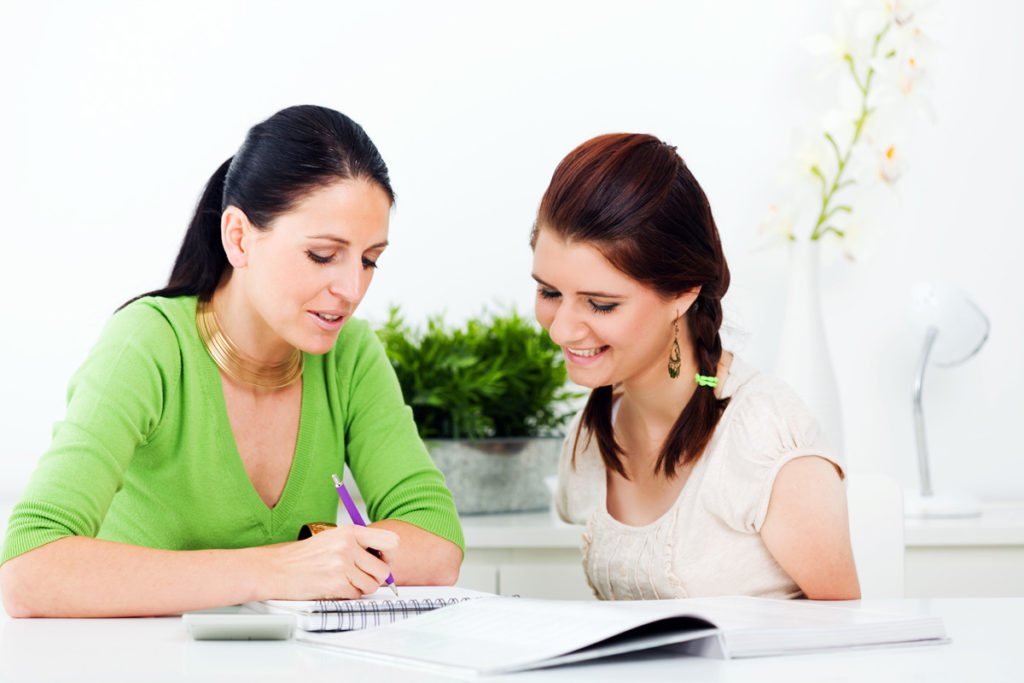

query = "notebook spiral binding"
[[312, 598, 471, 631]]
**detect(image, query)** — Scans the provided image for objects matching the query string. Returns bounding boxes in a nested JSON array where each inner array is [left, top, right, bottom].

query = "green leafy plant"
[[376, 307, 582, 440]]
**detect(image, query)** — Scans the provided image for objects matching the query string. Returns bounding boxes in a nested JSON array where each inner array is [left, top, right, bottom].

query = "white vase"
[[774, 239, 845, 459]]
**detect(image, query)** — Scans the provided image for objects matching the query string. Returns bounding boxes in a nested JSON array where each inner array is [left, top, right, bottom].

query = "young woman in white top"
[[530, 133, 860, 600]]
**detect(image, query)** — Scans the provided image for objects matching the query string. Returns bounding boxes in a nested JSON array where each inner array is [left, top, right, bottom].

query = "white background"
[[0, 1, 1020, 502]]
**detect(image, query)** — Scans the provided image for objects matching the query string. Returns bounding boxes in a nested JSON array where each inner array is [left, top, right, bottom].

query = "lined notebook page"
[[257, 586, 493, 631]]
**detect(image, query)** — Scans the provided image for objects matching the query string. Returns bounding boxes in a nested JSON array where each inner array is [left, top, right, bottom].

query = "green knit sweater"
[[1, 296, 463, 563]]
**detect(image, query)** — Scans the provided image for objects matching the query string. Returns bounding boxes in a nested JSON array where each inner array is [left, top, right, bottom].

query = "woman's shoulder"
[[711, 355, 830, 470], [555, 408, 606, 524], [721, 356, 820, 434], [702, 356, 837, 532], [560, 408, 603, 470], [95, 296, 196, 357], [111, 295, 195, 335], [66, 297, 191, 413]]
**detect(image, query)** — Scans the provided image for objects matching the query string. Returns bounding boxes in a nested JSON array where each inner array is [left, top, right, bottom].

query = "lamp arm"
[[913, 326, 939, 497]]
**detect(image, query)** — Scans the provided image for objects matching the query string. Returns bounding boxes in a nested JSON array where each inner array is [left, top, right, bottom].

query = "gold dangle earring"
[[668, 315, 682, 379]]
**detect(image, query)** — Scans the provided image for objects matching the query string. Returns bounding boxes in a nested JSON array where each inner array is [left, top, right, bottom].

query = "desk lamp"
[[905, 281, 989, 518]]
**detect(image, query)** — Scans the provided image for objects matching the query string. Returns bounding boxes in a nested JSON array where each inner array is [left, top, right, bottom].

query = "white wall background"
[[1, 1, 1021, 502]]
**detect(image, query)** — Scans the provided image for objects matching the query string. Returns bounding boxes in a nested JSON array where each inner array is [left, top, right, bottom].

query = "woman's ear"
[[674, 286, 702, 317], [221, 206, 250, 269]]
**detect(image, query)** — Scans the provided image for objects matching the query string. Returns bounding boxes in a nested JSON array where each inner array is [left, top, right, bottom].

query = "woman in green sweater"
[[0, 105, 464, 617]]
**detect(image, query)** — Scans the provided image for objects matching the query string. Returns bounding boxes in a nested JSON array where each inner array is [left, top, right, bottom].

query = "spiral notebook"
[[255, 586, 493, 632]]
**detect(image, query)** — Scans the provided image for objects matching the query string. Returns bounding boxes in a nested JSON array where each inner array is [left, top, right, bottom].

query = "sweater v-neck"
[[192, 301, 320, 536]]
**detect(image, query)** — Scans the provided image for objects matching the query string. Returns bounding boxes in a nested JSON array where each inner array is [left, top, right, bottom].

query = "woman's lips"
[[309, 310, 346, 331], [565, 345, 609, 364]]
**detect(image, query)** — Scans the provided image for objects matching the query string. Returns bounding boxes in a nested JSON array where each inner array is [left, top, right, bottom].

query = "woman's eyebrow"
[[308, 234, 350, 245], [308, 234, 389, 250]]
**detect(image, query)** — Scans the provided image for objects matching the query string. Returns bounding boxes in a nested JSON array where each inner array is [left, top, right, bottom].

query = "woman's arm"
[[342, 323, 466, 565], [760, 455, 861, 600], [371, 520, 462, 586], [0, 524, 400, 618]]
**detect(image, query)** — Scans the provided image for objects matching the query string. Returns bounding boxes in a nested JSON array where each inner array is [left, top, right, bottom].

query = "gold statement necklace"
[[196, 298, 304, 390]]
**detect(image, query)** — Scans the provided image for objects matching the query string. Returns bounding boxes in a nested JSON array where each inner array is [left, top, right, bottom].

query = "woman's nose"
[[546, 302, 585, 347], [328, 261, 366, 302]]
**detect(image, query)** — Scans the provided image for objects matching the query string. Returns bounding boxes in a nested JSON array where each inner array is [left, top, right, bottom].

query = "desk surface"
[[1, 598, 1021, 682]]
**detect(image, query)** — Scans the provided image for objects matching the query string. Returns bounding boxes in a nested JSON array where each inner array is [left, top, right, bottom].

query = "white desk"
[[0, 598, 1020, 681]]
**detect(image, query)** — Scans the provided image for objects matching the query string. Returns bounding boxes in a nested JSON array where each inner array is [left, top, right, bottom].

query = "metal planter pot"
[[427, 437, 562, 515]]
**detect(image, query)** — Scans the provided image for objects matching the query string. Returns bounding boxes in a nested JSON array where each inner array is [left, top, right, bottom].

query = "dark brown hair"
[[121, 105, 393, 309], [531, 133, 730, 478]]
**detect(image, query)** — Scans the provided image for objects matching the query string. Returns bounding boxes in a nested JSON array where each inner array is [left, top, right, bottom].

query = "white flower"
[[803, 5, 876, 80], [875, 143, 904, 183], [762, 0, 933, 247], [757, 204, 798, 247], [763, 130, 834, 242]]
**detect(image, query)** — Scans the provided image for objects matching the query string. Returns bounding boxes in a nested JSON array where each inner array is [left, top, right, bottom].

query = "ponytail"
[[118, 157, 232, 309]]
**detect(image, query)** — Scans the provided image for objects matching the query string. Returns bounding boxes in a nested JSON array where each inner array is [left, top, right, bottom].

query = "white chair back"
[[846, 471, 905, 598]]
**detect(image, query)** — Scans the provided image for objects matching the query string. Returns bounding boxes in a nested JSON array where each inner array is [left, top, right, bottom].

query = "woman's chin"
[[297, 332, 342, 356], [565, 368, 607, 390]]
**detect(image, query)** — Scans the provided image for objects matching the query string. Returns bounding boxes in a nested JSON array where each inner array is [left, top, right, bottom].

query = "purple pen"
[[332, 473, 399, 596]]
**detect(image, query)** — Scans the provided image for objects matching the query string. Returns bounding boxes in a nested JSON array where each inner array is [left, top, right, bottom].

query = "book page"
[[299, 597, 718, 674], [296, 596, 947, 672]]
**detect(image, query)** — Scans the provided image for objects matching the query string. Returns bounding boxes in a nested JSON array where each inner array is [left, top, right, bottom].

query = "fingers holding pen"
[[268, 524, 399, 600], [322, 524, 397, 591], [348, 524, 398, 584]]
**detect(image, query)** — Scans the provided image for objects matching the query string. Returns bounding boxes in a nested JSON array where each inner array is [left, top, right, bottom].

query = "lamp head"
[[911, 281, 990, 367]]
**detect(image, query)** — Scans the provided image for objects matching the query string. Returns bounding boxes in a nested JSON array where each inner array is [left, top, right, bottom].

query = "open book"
[[298, 596, 948, 674], [255, 586, 493, 632]]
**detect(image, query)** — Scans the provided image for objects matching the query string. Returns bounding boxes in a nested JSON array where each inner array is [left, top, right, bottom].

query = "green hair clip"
[[695, 373, 718, 388]]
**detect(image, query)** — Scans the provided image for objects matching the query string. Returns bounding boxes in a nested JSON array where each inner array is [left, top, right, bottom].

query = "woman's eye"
[[589, 300, 619, 313], [361, 257, 379, 270], [537, 287, 561, 300], [306, 250, 333, 265]]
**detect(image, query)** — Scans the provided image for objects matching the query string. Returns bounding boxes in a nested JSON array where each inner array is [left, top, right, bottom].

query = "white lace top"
[[555, 355, 841, 600]]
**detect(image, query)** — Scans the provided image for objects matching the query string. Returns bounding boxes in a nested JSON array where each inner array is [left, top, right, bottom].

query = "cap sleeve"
[[701, 374, 841, 533]]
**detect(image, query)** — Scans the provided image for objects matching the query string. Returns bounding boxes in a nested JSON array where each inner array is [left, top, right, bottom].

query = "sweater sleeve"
[[1, 302, 179, 564], [341, 322, 465, 555]]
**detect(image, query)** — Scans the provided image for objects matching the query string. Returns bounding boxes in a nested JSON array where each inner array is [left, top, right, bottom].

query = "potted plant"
[[376, 307, 581, 514]]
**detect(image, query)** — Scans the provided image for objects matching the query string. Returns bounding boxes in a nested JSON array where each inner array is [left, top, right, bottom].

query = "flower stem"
[[810, 21, 892, 241]]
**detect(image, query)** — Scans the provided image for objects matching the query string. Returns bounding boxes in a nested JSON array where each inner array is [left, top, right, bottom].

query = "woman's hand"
[[262, 524, 399, 600]]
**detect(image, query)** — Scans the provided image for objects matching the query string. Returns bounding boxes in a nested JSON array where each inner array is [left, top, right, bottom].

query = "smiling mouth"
[[314, 312, 343, 322], [567, 346, 608, 358]]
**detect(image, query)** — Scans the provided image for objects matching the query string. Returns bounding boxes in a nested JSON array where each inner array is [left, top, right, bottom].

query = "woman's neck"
[[619, 357, 698, 436], [210, 275, 294, 365], [618, 322, 700, 437]]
